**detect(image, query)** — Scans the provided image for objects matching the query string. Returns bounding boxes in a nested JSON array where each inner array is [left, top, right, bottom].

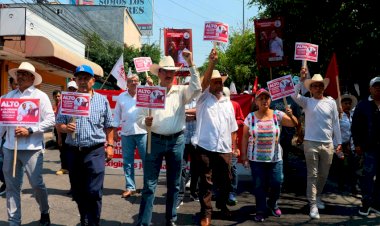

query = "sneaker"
[[316, 197, 325, 210], [190, 193, 199, 202], [254, 213, 265, 222], [270, 207, 282, 217], [176, 200, 183, 209], [227, 193, 237, 206], [359, 205, 371, 216], [0, 183, 6, 196], [309, 205, 320, 219], [185, 180, 191, 189], [39, 213, 51, 226]]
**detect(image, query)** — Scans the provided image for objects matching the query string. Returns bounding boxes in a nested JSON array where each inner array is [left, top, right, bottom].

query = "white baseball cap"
[[369, 77, 380, 87], [67, 81, 78, 89]]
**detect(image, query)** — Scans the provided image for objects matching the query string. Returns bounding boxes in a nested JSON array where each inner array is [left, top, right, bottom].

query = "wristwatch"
[[27, 127, 34, 134], [106, 144, 114, 148]]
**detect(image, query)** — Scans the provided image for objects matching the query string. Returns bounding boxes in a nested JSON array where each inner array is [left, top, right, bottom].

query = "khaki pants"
[[304, 140, 334, 205]]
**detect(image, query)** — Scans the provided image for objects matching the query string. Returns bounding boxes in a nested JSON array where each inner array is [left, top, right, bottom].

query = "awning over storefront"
[[0, 35, 103, 77]]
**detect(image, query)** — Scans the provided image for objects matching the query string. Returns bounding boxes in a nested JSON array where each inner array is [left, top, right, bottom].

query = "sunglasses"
[[311, 84, 324, 88]]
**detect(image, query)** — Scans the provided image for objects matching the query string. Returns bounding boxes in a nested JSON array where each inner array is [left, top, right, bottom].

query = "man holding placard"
[[136, 51, 201, 226], [0, 62, 55, 226], [56, 65, 114, 226]]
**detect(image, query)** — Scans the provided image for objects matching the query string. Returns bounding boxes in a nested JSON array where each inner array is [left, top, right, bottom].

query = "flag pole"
[[100, 73, 112, 89]]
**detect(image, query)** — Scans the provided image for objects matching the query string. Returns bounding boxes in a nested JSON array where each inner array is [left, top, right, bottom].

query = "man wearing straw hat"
[[192, 68, 237, 226], [136, 50, 201, 226], [291, 71, 342, 219], [0, 62, 55, 225]]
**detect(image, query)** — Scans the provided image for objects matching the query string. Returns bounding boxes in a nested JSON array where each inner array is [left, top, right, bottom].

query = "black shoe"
[[166, 221, 176, 226], [39, 213, 51, 226], [0, 183, 6, 196]]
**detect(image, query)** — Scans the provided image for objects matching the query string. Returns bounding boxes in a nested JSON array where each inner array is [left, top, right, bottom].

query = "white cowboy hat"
[[340, 94, 358, 110], [149, 56, 179, 76], [8, 62, 42, 86], [304, 74, 330, 91], [210, 70, 228, 83]]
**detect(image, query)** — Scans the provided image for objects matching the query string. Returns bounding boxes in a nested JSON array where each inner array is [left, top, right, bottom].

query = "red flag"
[[172, 76, 178, 85], [324, 53, 339, 99], [252, 76, 258, 94]]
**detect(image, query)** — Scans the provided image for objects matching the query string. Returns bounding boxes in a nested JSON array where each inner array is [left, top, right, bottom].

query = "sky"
[[3, 0, 260, 66]]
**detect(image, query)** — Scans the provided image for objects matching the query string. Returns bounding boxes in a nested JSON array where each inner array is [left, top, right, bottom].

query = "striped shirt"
[[56, 92, 114, 147]]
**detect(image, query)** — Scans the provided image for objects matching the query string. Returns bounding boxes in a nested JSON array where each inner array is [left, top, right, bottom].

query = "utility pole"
[[243, 0, 245, 32], [158, 28, 163, 56]]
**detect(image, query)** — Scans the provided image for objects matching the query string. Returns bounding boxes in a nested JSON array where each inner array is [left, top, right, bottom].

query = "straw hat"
[[8, 62, 42, 86], [149, 56, 179, 76], [340, 94, 357, 110], [210, 70, 227, 83], [304, 74, 330, 91]]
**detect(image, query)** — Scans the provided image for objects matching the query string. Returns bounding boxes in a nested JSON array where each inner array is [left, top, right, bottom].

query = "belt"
[[151, 131, 184, 140], [70, 143, 104, 152]]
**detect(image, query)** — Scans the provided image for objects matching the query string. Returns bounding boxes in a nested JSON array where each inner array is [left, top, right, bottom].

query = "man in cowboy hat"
[[191, 49, 238, 226], [0, 62, 55, 225], [352, 77, 380, 216], [136, 50, 201, 226], [291, 68, 342, 219]]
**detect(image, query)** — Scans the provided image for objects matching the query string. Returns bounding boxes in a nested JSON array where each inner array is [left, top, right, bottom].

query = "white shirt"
[[0, 86, 55, 150], [136, 66, 201, 135], [112, 90, 146, 136], [192, 88, 238, 153], [291, 83, 342, 145]]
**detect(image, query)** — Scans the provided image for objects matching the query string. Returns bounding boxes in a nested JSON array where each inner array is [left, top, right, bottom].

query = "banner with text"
[[60, 92, 91, 117], [70, 0, 153, 36], [203, 21, 229, 43], [0, 98, 40, 126], [136, 86, 166, 109], [294, 42, 319, 62], [267, 75, 295, 101]]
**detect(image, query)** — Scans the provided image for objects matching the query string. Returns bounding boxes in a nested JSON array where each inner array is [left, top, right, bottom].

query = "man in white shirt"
[[0, 62, 55, 226], [136, 51, 201, 226], [192, 50, 238, 226], [291, 68, 342, 220], [113, 74, 147, 199]]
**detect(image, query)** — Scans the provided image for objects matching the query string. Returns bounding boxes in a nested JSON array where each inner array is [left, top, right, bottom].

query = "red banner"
[[203, 21, 229, 43], [60, 92, 91, 117]]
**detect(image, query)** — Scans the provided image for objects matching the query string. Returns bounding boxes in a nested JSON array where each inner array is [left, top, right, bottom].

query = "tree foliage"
[[248, 0, 380, 98], [84, 32, 161, 89]]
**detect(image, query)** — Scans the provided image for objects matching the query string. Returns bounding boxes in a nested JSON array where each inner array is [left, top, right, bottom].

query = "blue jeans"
[[137, 133, 185, 225], [230, 156, 238, 194], [360, 151, 380, 207], [121, 134, 147, 191], [250, 160, 283, 214]]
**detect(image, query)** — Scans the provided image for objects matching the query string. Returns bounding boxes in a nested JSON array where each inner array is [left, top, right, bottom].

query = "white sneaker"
[[316, 197, 325, 210], [309, 205, 320, 219]]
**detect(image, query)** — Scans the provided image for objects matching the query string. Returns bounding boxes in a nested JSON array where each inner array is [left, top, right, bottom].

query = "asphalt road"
[[0, 134, 379, 225]]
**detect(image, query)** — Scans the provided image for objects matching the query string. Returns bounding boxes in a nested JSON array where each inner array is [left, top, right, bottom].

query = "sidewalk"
[[0, 136, 379, 225]]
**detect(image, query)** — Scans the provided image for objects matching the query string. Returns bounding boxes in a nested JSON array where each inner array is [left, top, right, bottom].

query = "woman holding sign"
[[241, 88, 297, 222]]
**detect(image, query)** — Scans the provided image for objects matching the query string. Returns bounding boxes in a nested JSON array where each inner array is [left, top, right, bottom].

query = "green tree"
[[248, 0, 380, 98], [84, 32, 161, 89]]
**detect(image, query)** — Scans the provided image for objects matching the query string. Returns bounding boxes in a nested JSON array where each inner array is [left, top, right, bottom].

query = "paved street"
[[0, 133, 379, 225]]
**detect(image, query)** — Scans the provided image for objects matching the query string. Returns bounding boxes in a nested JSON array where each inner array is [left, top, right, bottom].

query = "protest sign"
[[267, 75, 295, 101], [136, 86, 166, 109], [203, 21, 229, 43], [133, 57, 153, 73], [0, 98, 40, 126], [59, 92, 91, 117], [294, 42, 319, 62]]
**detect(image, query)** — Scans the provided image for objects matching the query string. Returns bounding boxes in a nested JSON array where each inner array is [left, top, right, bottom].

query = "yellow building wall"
[[124, 12, 142, 49]]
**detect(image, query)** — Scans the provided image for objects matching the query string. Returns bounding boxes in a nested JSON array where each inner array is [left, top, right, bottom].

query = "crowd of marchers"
[[0, 48, 379, 226]]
